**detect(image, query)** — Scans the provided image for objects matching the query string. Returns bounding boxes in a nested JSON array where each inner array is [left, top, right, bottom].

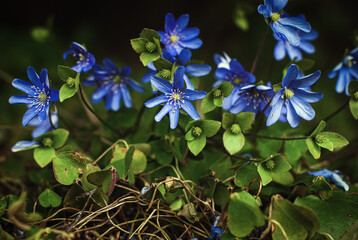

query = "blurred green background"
[[0, 0, 357, 180]]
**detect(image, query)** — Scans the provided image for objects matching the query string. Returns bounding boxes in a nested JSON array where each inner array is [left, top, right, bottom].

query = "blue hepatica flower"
[[158, 13, 202, 57], [214, 59, 256, 110], [142, 49, 211, 90], [11, 140, 40, 152], [87, 58, 145, 111], [309, 169, 349, 191], [207, 216, 224, 240], [266, 64, 322, 128], [144, 66, 206, 129], [328, 47, 358, 95], [258, 0, 311, 47], [28, 110, 58, 138], [214, 52, 231, 69], [9, 67, 59, 126], [63, 42, 95, 73]]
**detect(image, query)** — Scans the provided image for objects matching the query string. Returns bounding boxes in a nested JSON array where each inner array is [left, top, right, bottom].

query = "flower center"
[[42, 137, 53, 147], [271, 13, 281, 22], [284, 89, 294, 100], [233, 78, 241, 85], [145, 42, 157, 52], [213, 89, 222, 98], [168, 89, 186, 108], [170, 35, 179, 43], [39, 93, 47, 101], [191, 126, 203, 137], [266, 160, 276, 170], [79, 54, 85, 61], [230, 124, 241, 135], [173, 94, 181, 101], [114, 76, 121, 83]]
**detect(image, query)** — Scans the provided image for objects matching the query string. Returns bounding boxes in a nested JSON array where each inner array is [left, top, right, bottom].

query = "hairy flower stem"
[[78, 84, 122, 137], [250, 23, 270, 74]]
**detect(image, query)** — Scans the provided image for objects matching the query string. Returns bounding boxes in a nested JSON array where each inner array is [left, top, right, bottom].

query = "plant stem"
[[78, 83, 122, 137], [244, 133, 307, 141], [250, 24, 270, 74]]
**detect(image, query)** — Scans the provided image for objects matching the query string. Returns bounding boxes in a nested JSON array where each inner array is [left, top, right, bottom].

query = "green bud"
[[66, 77, 76, 87], [213, 89, 222, 98], [353, 91, 358, 100], [145, 41, 157, 53], [161, 69, 171, 79], [230, 124, 241, 135], [42, 137, 53, 147], [265, 159, 276, 170], [315, 134, 326, 144], [284, 89, 294, 99], [271, 13, 280, 22], [191, 126, 203, 137], [39, 93, 47, 101]]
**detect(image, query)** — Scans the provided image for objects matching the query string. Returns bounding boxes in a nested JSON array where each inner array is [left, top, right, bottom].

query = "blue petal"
[[178, 49, 192, 65], [183, 74, 195, 90], [286, 44, 302, 61], [309, 169, 334, 178], [154, 103, 172, 122], [279, 17, 311, 33], [12, 79, 36, 95], [180, 38, 203, 49], [328, 70, 337, 79], [182, 89, 206, 100], [103, 58, 119, 72], [180, 28, 200, 41], [229, 59, 244, 73], [173, 66, 185, 90], [335, 69, 350, 94], [104, 92, 114, 110], [150, 76, 173, 94], [165, 13, 176, 32], [299, 41, 315, 54], [290, 96, 315, 120], [121, 66, 132, 76], [212, 80, 223, 88], [82, 76, 97, 86], [63, 49, 75, 60], [181, 101, 200, 120], [27, 67, 43, 90], [49, 89, 60, 102], [165, 44, 180, 57], [294, 89, 322, 103], [222, 87, 240, 110], [290, 70, 321, 88], [127, 78, 145, 92], [37, 104, 49, 122], [230, 97, 248, 114], [147, 61, 156, 71], [176, 14, 189, 30], [111, 90, 121, 111], [72, 64, 83, 73], [120, 84, 132, 108], [257, 5, 271, 19], [11, 141, 40, 152], [162, 50, 176, 63], [331, 173, 349, 191], [71, 42, 87, 53], [274, 41, 286, 60], [271, 22, 300, 47], [142, 70, 156, 84], [271, 0, 288, 13], [215, 68, 230, 80], [348, 65, 358, 79], [9, 95, 33, 104], [300, 29, 318, 41], [266, 98, 284, 126], [185, 64, 211, 77], [81, 53, 96, 73], [145, 95, 169, 108], [282, 64, 299, 87], [22, 105, 39, 126], [92, 82, 113, 103], [271, 88, 284, 105], [39, 69, 50, 91], [169, 106, 180, 129], [286, 101, 301, 128]]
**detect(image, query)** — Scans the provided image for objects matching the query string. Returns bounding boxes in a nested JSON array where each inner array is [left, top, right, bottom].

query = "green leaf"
[[320, 132, 349, 149], [316, 138, 334, 151], [348, 80, 358, 95], [222, 112, 236, 130], [270, 156, 292, 174], [201, 92, 216, 113], [185, 131, 195, 141], [227, 191, 265, 237], [285, 140, 307, 169], [111, 146, 147, 175], [188, 134, 206, 156], [257, 163, 273, 185], [311, 121, 326, 137], [349, 97, 358, 119], [234, 8, 249, 31], [87, 167, 118, 196], [308, 176, 333, 192], [33, 147, 55, 168], [295, 192, 358, 239], [213, 96, 224, 106], [140, 28, 161, 41], [236, 112, 255, 132], [306, 138, 321, 159], [201, 120, 221, 137], [81, 164, 101, 191], [234, 162, 260, 187], [219, 81, 234, 97], [170, 198, 185, 211], [0, 197, 7, 217], [140, 51, 160, 66], [52, 128, 69, 149], [59, 83, 77, 102], [272, 198, 320, 240], [130, 38, 147, 53], [57, 65, 78, 82], [52, 152, 80, 185], [223, 130, 245, 155], [153, 58, 173, 71], [38, 189, 62, 208]]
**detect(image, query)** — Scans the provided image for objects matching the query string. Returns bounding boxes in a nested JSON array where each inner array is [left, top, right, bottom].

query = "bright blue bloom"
[[9, 67, 59, 127], [158, 13, 202, 56], [309, 169, 349, 191], [328, 47, 358, 95], [258, 0, 311, 46], [11, 140, 40, 152], [214, 59, 256, 110], [214, 52, 231, 69], [274, 16, 318, 61], [142, 49, 211, 90], [144, 66, 206, 129], [63, 42, 95, 73], [266, 64, 322, 128], [86, 58, 145, 111], [29, 110, 58, 138], [141, 186, 151, 196], [207, 216, 224, 240]]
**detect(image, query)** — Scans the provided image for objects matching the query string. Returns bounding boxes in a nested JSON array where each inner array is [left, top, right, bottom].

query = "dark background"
[[0, 0, 357, 179]]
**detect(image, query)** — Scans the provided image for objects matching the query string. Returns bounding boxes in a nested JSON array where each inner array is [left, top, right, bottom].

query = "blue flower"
[[309, 169, 349, 191], [11, 140, 40, 152], [28, 110, 58, 138], [328, 47, 358, 95], [158, 13, 202, 56], [258, 0, 311, 46], [87, 58, 145, 111], [207, 216, 224, 240], [266, 64, 322, 128], [143, 49, 211, 90], [214, 59, 256, 110], [144, 66, 206, 129], [214, 52, 231, 69], [63, 42, 95, 73], [274, 17, 318, 61], [9, 67, 59, 127]]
